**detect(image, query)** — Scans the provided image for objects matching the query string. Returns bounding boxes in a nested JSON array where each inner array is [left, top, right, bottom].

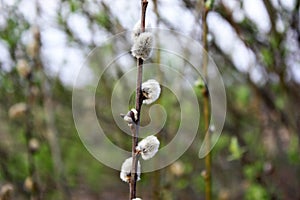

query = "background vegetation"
[[0, 0, 299, 199]]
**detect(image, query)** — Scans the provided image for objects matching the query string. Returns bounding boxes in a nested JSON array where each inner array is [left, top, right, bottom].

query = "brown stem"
[[34, 2, 70, 197], [202, 2, 212, 200], [34, 31, 71, 199], [24, 67, 41, 200], [129, 1, 148, 199], [140, 0, 148, 33], [43, 89, 71, 198]]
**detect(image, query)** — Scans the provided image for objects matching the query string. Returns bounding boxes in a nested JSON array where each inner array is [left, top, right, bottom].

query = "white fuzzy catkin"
[[122, 108, 138, 124], [131, 20, 151, 42], [136, 135, 160, 160], [121, 108, 138, 127], [132, 198, 142, 200], [142, 79, 161, 104], [131, 108, 138, 121], [131, 32, 153, 60], [120, 157, 141, 183]]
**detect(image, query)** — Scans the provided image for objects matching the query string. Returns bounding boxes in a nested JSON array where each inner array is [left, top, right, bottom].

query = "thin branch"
[[33, 27, 71, 199], [33, 1, 71, 197], [129, 1, 148, 199], [24, 59, 41, 200], [201, 1, 212, 200]]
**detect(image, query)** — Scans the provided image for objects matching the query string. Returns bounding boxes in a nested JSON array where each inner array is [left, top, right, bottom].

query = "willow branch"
[[33, 1, 71, 197], [32, 27, 70, 198], [24, 58, 41, 200], [201, 1, 212, 200], [129, 1, 148, 199]]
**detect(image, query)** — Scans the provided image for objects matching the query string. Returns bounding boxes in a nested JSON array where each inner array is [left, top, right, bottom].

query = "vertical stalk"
[[24, 79, 41, 200], [33, 1, 70, 197], [201, 1, 214, 199], [129, 1, 148, 199], [32, 27, 70, 199]]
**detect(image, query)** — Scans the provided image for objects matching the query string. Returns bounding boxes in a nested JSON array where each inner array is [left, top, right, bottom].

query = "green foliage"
[[212, 134, 230, 157], [275, 95, 285, 110], [81, 158, 106, 192], [234, 85, 250, 108], [7, 153, 28, 181], [193, 174, 205, 192], [63, 141, 84, 187], [269, 33, 280, 49], [228, 136, 246, 161], [69, 0, 81, 12], [0, 72, 15, 93], [194, 79, 205, 89], [175, 178, 189, 189], [0, 18, 28, 48], [160, 188, 173, 200], [96, 13, 111, 31], [245, 183, 269, 200], [205, 0, 215, 10], [243, 162, 263, 181], [34, 144, 54, 182], [287, 134, 300, 165], [261, 48, 273, 67], [242, 131, 265, 157]]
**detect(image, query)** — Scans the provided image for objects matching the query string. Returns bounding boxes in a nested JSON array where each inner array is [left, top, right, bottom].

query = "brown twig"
[[33, 1, 71, 197], [129, 1, 148, 199], [201, 1, 212, 200], [24, 60, 41, 200], [32, 26, 70, 199]]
